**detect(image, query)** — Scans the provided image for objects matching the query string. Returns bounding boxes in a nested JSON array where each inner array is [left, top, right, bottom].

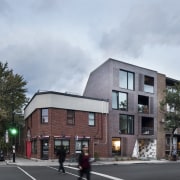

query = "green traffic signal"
[[9, 127, 18, 135]]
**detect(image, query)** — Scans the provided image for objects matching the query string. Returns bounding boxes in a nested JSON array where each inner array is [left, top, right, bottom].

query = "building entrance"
[[41, 139, 49, 160], [112, 137, 121, 156]]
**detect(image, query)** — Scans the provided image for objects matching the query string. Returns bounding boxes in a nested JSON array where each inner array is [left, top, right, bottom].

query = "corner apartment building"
[[23, 58, 180, 160], [23, 91, 108, 160], [83, 58, 175, 159]]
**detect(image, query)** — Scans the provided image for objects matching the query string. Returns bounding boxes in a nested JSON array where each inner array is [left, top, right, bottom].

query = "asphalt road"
[[0, 162, 180, 180]]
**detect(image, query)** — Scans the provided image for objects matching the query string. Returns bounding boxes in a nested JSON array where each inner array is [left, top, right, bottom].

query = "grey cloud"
[[100, 0, 180, 58], [0, 39, 91, 98], [0, 0, 11, 16]]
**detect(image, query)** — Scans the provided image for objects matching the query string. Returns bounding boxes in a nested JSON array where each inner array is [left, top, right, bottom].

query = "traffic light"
[[9, 127, 18, 136]]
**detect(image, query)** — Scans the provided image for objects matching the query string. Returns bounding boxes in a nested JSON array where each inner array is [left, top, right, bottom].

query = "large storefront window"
[[54, 139, 70, 154], [75, 139, 89, 154]]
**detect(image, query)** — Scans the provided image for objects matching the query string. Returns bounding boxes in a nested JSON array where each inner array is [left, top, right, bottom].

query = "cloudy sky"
[[1, 0, 180, 98]]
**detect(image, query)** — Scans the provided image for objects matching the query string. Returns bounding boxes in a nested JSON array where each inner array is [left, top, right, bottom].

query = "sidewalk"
[[5, 157, 178, 166]]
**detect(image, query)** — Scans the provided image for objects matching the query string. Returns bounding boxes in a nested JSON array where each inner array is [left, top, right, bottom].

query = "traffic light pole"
[[12, 145, 15, 162]]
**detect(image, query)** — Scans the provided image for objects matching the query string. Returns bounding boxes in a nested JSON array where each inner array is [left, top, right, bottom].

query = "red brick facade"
[[24, 107, 109, 160]]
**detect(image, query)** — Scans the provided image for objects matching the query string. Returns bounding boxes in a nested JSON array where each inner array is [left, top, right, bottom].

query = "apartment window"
[[67, 110, 75, 125], [119, 114, 134, 134], [119, 70, 134, 90], [138, 95, 149, 113], [41, 108, 48, 123], [54, 139, 70, 154], [141, 117, 154, 135], [112, 91, 128, 111], [144, 75, 154, 93], [89, 112, 95, 126]]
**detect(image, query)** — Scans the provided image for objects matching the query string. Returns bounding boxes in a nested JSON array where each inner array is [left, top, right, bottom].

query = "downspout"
[[93, 101, 108, 158]]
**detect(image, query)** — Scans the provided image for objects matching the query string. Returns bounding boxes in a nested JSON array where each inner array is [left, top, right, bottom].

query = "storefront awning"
[[54, 135, 71, 139]]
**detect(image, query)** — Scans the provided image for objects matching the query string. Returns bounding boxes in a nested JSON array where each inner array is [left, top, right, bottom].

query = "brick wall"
[[24, 108, 109, 159]]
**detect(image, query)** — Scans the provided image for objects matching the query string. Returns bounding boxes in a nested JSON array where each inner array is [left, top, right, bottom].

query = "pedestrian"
[[78, 145, 91, 180], [56, 145, 66, 174]]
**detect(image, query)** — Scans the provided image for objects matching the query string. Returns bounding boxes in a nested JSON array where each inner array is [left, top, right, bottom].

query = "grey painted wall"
[[84, 58, 158, 157]]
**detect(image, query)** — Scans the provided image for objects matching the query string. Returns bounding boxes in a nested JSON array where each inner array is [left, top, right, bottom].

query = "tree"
[[0, 61, 28, 141], [160, 82, 180, 156]]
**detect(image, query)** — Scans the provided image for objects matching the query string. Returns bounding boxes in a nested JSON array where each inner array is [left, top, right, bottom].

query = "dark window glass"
[[119, 92, 127, 111], [89, 112, 95, 126], [67, 110, 75, 125], [128, 72, 134, 90], [144, 76, 154, 93], [112, 91, 128, 111], [112, 91, 118, 109], [141, 117, 154, 135], [41, 109, 48, 123], [32, 139, 37, 154], [54, 139, 70, 154], [119, 114, 134, 134], [120, 70, 127, 89], [138, 95, 149, 113], [119, 70, 134, 90], [75, 140, 89, 154]]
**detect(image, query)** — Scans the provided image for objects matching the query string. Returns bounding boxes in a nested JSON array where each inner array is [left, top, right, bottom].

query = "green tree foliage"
[[0, 61, 28, 137], [160, 83, 180, 154]]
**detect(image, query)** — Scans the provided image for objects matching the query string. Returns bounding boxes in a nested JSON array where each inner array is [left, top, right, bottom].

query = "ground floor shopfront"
[[165, 134, 180, 156], [112, 137, 157, 159], [25, 135, 109, 160]]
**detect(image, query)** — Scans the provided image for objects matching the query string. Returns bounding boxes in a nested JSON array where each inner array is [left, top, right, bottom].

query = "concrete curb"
[[5, 157, 180, 166]]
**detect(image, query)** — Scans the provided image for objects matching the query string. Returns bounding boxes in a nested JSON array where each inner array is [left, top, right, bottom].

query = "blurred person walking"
[[56, 145, 66, 174], [78, 145, 91, 180]]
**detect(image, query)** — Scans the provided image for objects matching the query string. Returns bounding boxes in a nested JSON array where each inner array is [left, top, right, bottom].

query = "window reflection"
[[119, 70, 134, 90]]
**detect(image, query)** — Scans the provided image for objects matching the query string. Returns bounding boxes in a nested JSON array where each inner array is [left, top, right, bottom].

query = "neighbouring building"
[[162, 77, 180, 157], [83, 58, 180, 159], [23, 91, 108, 160]]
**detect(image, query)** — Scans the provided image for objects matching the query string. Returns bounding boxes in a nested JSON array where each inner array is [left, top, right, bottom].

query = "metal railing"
[[141, 127, 154, 135]]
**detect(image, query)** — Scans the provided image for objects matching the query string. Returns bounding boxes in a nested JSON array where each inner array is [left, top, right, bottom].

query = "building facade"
[[23, 58, 180, 160], [24, 91, 108, 160], [83, 58, 180, 159]]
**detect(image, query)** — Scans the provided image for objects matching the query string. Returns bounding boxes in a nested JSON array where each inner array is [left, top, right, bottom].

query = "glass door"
[[41, 139, 49, 160]]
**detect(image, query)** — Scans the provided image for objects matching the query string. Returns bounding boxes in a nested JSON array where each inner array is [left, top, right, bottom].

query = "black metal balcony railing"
[[141, 127, 154, 135], [138, 105, 149, 113]]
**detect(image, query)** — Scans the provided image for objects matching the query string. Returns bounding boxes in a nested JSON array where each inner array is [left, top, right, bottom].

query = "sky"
[[1, 0, 180, 99]]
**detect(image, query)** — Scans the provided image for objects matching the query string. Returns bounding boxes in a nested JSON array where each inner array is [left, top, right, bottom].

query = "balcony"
[[141, 127, 154, 135], [138, 105, 149, 114]]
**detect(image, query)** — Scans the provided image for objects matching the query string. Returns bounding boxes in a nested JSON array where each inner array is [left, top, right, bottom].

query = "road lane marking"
[[18, 167, 37, 180], [62, 166, 124, 180], [49, 166, 86, 180], [65, 166, 124, 180], [92, 171, 124, 180]]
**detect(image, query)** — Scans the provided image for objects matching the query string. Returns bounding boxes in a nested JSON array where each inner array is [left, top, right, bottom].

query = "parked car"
[[0, 150, 4, 161]]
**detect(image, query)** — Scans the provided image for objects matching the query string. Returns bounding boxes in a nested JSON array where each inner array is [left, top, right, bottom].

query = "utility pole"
[[12, 110, 15, 163]]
